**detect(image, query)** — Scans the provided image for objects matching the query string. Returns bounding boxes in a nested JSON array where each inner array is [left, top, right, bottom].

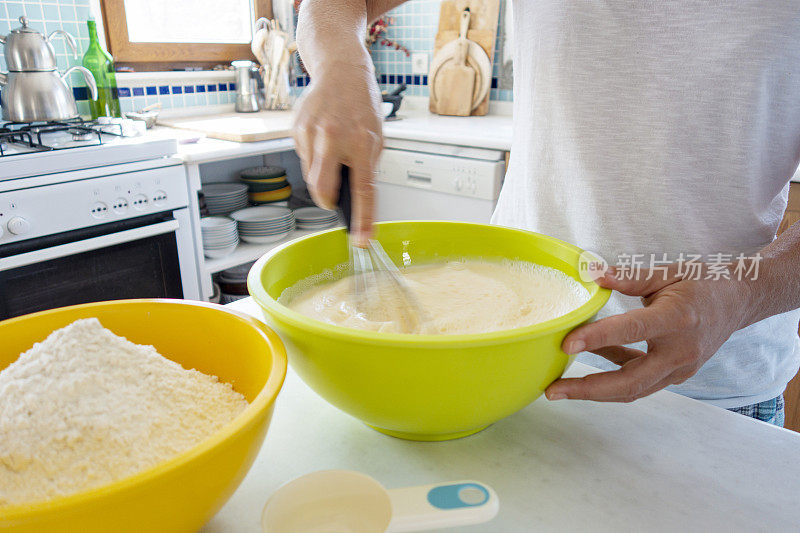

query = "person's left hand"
[[545, 264, 751, 402]]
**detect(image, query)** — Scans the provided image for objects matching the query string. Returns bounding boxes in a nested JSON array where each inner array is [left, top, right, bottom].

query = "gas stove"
[[0, 118, 124, 156], [0, 118, 178, 183]]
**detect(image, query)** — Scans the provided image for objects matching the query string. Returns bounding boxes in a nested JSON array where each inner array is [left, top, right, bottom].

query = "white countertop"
[[382, 110, 512, 151], [143, 125, 294, 164], [202, 298, 800, 533], [148, 99, 512, 165]]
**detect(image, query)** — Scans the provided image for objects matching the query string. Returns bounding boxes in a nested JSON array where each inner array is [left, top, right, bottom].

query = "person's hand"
[[545, 263, 751, 402], [292, 63, 383, 246]]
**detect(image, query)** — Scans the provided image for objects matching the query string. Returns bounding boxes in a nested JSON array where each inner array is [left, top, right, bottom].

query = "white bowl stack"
[[293, 207, 340, 230], [201, 217, 239, 258], [202, 183, 249, 215], [230, 206, 296, 244]]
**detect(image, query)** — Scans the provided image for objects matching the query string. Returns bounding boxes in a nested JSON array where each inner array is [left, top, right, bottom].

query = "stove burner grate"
[[0, 118, 124, 157]]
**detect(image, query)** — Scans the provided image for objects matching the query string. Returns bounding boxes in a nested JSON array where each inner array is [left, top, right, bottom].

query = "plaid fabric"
[[728, 395, 784, 427]]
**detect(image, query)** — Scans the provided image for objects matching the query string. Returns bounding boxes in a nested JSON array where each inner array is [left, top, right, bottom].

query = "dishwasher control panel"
[[376, 148, 504, 201]]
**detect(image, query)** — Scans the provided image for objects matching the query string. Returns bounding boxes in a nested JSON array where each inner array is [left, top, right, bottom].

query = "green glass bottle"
[[81, 15, 121, 119]]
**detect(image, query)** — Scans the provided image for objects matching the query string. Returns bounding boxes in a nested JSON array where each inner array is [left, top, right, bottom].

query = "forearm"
[[740, 220, 800, 327], [296, 0, 370, 76], [293, 0, 406, 244], [296, 0, 406, 76]]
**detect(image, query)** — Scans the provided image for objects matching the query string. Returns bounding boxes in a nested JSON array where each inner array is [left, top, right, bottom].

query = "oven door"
[[0, 210, 195, 320]]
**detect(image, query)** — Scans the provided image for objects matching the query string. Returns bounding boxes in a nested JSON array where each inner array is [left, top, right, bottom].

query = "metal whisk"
[[337, 167, 429, 334]]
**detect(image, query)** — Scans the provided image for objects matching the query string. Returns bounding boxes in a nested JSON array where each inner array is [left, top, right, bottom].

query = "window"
[[100, 0, 272, 68]]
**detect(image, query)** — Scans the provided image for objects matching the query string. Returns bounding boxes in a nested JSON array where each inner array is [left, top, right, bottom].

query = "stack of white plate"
[[201, 217, 239, 258], [202, 183, 249, 215], [218, 262, 252, 303], [220, 293, 249, 305], [230, 206, 295, 244], [294, 207, 339, 230]]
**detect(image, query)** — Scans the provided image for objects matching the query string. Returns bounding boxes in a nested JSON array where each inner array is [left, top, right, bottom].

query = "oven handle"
[[0, 220, 180, 271]]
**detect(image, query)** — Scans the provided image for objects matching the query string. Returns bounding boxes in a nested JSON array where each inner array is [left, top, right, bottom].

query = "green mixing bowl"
[[248, 221, 610, 441]]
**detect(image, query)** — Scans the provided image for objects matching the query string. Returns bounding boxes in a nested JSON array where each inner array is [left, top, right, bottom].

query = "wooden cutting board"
[[433, 9, 476, 116], [157, 111, 293, 142], [430, 0, 500, 116]]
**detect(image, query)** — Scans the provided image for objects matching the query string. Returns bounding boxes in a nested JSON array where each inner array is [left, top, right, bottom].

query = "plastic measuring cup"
[[261, 470, 499, 532]]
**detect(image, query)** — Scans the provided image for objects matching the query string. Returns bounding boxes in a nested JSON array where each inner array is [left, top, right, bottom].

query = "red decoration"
[[367, 17, 410, 57]]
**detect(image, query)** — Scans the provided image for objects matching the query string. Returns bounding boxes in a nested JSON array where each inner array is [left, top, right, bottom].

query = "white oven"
[[0, 158, 200, 320], [375, 139, 506, 223]]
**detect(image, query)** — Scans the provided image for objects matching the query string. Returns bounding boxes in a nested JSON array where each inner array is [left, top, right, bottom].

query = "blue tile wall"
[[0, 0, 235, 116], [71, 85, 87, 100], [292, 1, 513, 102], [113, 79, 237, 114], [369, 0, 513, 101]]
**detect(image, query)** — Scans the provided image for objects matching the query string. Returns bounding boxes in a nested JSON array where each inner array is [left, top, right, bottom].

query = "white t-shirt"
[[492, 1, 800, 408]]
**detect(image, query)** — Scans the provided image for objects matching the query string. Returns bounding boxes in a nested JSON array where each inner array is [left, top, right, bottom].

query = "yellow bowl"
[[0, 299, 287, 533], [249, 185, 292, 203], [248, 221, 610, 441]]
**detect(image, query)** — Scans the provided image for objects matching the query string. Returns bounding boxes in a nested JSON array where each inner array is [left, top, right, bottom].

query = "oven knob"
[[152, 190, 168, 206], [91, 201, 109, 219], [454, 177, 463, 191], [7, 216, 30, 236], [132, 193, 149, 210], [113, 198, 129, 214]]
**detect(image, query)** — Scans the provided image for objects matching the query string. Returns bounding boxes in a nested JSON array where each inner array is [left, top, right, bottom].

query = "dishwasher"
[[375, 139, 506, 223]]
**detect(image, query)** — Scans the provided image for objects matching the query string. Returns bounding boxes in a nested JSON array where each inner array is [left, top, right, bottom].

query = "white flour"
[[0, 318, 248, 507], [285, 259, 591, 334]]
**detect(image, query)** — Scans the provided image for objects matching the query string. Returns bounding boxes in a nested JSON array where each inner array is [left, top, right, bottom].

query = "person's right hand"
[[293, 63, 384, 246]]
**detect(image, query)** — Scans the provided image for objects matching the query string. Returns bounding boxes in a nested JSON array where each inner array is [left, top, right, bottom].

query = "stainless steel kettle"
[[0, 67, 98, 122], [0, 17, 96, 122], [0, 16, 78, 71]]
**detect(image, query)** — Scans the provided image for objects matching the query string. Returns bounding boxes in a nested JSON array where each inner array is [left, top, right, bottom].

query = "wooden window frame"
[[100, 0, 272, 70]]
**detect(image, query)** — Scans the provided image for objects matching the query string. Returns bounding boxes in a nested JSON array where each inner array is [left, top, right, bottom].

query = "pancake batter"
[[284, 260, 590, 335]]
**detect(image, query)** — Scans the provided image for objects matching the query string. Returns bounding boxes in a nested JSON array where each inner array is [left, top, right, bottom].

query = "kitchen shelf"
[[203, 227, 339, 276]]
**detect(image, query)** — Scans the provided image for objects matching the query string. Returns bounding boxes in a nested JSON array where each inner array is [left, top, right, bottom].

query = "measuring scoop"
[[261, 470, 499, 532]]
